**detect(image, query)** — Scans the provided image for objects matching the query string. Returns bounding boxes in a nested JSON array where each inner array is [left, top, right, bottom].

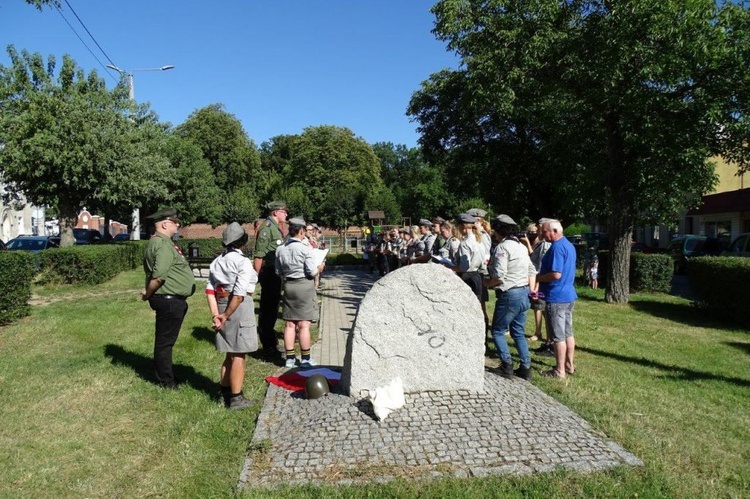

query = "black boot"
[[220, 385, 231, 408], [514, 364, 532, 381], [493, 362, 514, 379], [228, 391, 256, 410]]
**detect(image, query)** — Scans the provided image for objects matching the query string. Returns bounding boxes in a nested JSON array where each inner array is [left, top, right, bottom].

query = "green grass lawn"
[[0, 270, 748, 497]]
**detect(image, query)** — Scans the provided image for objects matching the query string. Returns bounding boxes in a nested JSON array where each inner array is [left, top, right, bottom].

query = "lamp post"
[[106, 64, 174, 240]]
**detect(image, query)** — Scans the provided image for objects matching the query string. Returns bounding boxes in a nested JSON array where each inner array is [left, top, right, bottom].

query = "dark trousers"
[[148, 295, 188, 386], [376, 252, 389, 276], [258, 268, 282, 352]]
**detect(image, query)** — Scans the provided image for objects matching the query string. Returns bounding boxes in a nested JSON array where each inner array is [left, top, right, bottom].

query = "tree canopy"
[[0, 46, 171, 230], [409, 0, 750, 303], [261, 126, 384, 229], [175, 104, 262, 223]]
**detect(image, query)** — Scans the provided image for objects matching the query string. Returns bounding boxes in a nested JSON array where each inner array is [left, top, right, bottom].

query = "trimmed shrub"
[[688, 256, 750, 328], [333, 253, 363, 266], [630, 253, 673, 293], [596, 251, 674, 293], [0, 251, 36, 324], [38, 244, 142, 285]]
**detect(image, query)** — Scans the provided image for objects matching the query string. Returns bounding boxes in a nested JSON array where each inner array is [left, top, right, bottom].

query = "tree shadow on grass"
[[103, 344, 219, 400], [578, 346, 750, 388], [725, 341, 750, 356], [628, 298, 737, 331]]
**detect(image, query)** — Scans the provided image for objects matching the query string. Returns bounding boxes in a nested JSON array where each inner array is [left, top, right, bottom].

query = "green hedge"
[[332, 253, 363, 266], [38, 243, 143, 285], [688, 256, 750, 328], [175, 238, 226, 259], [0, 251, 36, 324], [630, 253, 673, 293], [597, 251, 674, 293]]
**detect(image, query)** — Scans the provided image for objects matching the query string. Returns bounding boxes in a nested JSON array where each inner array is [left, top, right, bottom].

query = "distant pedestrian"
[[205, 222, 258, 409], [141, 208, 196, 389]]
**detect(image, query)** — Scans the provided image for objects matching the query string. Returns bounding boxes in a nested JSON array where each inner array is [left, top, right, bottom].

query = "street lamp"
[[106, 64, 174, 240]]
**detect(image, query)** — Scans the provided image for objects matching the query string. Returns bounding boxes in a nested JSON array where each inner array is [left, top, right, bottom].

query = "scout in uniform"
[[141, 208, 196, 389], [253, 200, 288, 359], [206, 222, 258, 409]]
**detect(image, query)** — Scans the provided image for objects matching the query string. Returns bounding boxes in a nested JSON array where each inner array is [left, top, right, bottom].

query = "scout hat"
[[495, 214, 517, 226], [145, 207, 179, 224], [288, 217, 306, 228], [265, 200, 288, 212], [418, 219, 433, 227], [467, 208, 487, 218], [222, 222, 246, 246], [456, 213, 477, 224], [432, 217, 445, 224]]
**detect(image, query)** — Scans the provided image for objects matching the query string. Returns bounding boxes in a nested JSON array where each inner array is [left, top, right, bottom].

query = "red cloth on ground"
[[265, 367, 340, 393]]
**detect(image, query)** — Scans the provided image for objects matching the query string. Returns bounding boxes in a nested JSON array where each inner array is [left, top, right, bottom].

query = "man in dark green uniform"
[[253, 200, 288, 359], [141, 208, 196, 389]]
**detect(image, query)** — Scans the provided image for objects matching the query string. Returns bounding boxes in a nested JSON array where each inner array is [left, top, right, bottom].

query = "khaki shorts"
[[546, 302, 574, 342]]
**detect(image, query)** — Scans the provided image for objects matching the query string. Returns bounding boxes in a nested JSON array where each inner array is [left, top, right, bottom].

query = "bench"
[[187, 256, 214, 271]]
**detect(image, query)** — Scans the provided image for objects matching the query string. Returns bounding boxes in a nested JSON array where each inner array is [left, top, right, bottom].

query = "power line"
[[53, 3, 118, 83], [62, 0, 117, 68]]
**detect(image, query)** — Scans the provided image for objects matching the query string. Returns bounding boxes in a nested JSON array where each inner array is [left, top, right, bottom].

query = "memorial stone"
[[341, 263, 485, 397]]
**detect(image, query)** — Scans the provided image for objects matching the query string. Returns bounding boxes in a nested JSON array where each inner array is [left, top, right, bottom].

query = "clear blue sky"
[[2, 0, 458, 147]]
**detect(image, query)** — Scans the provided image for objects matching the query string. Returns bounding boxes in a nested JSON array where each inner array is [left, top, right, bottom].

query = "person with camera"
[[484, 214, 538, 380]]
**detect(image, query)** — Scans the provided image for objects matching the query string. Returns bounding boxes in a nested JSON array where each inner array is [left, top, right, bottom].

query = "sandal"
[[528, 335, 540, 342], [565, 364, 576, 376], [541, 369, 565, 379]]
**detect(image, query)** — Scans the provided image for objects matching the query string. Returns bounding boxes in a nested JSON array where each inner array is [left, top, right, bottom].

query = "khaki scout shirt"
[[143, 233, 196, 297], [253, 218, 284, 268]]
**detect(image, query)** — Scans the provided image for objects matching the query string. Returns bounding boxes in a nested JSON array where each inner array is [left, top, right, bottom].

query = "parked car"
[[582, 232, 609, 249], [722, 233, 750, 258], [0, 239, 6, 250], [667, 235, 723, 273], [112, 233, 130, 242], [73, 228, 103, 245], [6, 235, 61, 253]]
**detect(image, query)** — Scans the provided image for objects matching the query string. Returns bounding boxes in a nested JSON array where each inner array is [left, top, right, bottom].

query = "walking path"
[[240, 269, 641, 489]]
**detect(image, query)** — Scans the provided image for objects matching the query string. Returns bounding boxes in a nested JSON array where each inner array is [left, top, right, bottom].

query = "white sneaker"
[[285, 357, 298, 369], [299, 358, 318, 369]]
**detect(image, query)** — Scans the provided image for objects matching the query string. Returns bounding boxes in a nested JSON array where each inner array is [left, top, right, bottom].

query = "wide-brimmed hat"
[[467, 208, 487, 218], [456, 213, 477, 224], [222, 222, 246, 245]]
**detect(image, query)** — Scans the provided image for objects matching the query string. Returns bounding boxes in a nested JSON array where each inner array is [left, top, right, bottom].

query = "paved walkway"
[[239, 269, 641, 489]]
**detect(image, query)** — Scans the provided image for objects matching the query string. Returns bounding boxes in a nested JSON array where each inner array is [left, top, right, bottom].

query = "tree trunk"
[[604, 108, 633, 304], [606, 205, 633, 304], [59, 210, 76, 248]]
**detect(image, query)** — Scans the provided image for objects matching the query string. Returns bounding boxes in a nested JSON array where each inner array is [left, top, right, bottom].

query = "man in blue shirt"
[[537, 219, 577, 378]]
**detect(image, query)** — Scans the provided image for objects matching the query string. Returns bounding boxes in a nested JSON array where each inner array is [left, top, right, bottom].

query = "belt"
[[285, 276, 307, 281], [495, 285, 529, 295], [216, 291, 254, 298], [155, 294, 187, 300]]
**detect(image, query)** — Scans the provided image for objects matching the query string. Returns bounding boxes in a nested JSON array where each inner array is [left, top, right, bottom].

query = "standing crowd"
[[140, 202, 578, 411], [363, 211, 578, 381]]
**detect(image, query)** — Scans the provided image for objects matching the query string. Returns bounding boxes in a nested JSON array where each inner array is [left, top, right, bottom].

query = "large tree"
[[175, 104, 262, 222], [0, 46, 171, 239], [279, 126, 384, 229], [410, 0, 750, 303], [372, 142, 454, 222]]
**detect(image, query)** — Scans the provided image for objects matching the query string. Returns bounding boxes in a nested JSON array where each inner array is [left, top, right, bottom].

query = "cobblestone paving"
[[239, 269, 642, 488]]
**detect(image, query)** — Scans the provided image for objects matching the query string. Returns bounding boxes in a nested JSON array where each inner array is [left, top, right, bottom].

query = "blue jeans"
[[491, 286, 531, 368]]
